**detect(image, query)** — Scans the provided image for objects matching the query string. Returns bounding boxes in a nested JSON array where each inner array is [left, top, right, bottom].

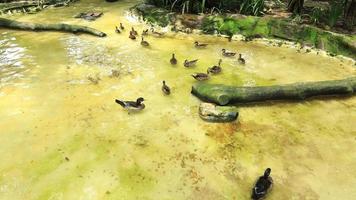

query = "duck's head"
[[218, 59, 222, 65], [172, 53, 175, 57], [162, 80, 166, 85], [222, 49, 226, 53], [184, 59, 188, 63], [239, 53, 242, 58], [194, 41, 199, 45], [136, 97, 145, 103], [264, 168, 271, 178], [131, 27, 135, 31]]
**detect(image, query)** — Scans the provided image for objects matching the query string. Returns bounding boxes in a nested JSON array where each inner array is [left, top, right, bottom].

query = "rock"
[[199, 103, 239, 123]]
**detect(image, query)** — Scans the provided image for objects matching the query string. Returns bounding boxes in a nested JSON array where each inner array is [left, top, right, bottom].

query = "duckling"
[[115, 97, 145, 111], [222, 48, 236, 57], [162, 80, 171, 95], [120, 23, 125, 30], [238, 54, 245, 65], [192, 73, 209, 81], [129, 32, 136, 40], [130, 27, 138, 36], [207, 59, 222, 74], [142, 29, 149, 36], [170, 53, 177, 65], [194, 41, 208, 48], [141, 36, 149, 47], [151, 28, 164, 37], [184, 59, 198, 68], [115, 26, 121, 33], [251, 168, 273, 200]]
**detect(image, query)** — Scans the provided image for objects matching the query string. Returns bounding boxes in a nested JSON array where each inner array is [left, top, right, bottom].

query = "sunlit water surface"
[[0, 0, 355, 199]]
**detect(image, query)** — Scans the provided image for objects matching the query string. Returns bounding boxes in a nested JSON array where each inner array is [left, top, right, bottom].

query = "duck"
[[162, 80, 171, 95], [238, 54, 245, 65], [130, 27, 138, 36], [222, 48, 236, 57], [251, 168, 273, 200], [142, 29, 149, 36], [207, 59, 222, 74], [151, 28, 164, 37], [170, 53, 177, 65], [115, 97, 145, 111], [184, 59, 198, 68], [192, 73, 209, 81], [194, 41, 208, 48], [129, 32, 136, 40], [115, 26, 121, 33], [141, 36, 149, 47], [120, 23, 125, 30]]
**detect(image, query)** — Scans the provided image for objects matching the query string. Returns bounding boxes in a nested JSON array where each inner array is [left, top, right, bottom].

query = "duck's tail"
[[115, 99, 126, 107]]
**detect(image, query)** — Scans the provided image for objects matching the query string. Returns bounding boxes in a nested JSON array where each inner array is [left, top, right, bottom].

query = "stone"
[[199, 103, 239, 123]]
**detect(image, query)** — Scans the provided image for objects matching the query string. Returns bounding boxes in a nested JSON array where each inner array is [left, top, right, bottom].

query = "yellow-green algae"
[[0, 0, 356, 199]]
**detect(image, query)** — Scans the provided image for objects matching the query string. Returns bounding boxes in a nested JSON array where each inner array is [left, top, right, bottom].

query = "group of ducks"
[[114, 23, 273, 200], [114, 23, 245, 111]]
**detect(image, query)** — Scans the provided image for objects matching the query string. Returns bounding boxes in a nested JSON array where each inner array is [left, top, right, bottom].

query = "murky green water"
[[0, 0, 355, 199]]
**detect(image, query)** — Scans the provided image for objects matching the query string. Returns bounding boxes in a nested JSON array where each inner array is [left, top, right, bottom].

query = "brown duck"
[[207, 59, 222, 74], [184, 59, 198, 68], [170, 53, 177, 65], [162, 80, 171, 95], [192, 73, 209, 81]]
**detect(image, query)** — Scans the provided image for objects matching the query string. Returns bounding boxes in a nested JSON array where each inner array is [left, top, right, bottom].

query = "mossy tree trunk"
[[191, 77, 356, 105], [0, 17, 106, 37], [287, 0, 304, 14]]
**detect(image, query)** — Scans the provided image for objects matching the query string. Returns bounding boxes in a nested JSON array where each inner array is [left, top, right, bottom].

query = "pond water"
[[0, 0, 355, 199]]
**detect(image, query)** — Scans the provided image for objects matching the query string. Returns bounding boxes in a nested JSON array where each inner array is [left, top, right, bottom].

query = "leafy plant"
[[326, 0, 343, 27], [240, 0, 265, 16]]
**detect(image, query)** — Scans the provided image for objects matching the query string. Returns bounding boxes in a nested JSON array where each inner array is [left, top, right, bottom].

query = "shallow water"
[[0, 0, 355, 199]]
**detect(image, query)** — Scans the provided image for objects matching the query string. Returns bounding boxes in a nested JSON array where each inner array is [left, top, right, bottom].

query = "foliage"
[[326, 0, 344, 27], [239, 0, 265, 16]]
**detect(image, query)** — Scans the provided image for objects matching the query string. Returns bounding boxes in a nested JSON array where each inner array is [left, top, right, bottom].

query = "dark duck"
[[184, 59, 198, 68], [129, 32, 136, 40], [192, 73, 209, 81], [251, 168, 273, 200], [222, 48, 236, 57], [194, 41, 208, 48], [238, 54, 246, 65], [119, 23, 125, 30], [170, 53, 177, 65], [162, 81, 171, 95], [115, 26, 121, 33], [115, 97, 145, 111], [207, 59, 222, 74], [130, 27, 138, 36], [141, 37, 149, 47]]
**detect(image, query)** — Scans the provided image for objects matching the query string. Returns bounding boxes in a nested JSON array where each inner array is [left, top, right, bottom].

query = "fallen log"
[[0, 18, 106, 37], [191, 77, 356, 105]]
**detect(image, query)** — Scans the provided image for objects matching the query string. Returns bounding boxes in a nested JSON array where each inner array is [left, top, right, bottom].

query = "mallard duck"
[[251, 168, 273, 200], [192, 73, 209, 81], [130, 27, 138, 36], [194, 41, 208, 48], [151, 28, 164, 37], [120, 23, 125, 30], [141, 37, 149, 47], [115, 97, 145, 111], [207, 59, 222, 74], [238, 54, 245, 65], [170, 53, 177, 65], [184, 59, 198, 68], [129, 32, 136, 40], [222, 49, 236, 57], [162, 80, 171, 95], [115, 26, 121, 33], [142, 29, 149, 36]]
